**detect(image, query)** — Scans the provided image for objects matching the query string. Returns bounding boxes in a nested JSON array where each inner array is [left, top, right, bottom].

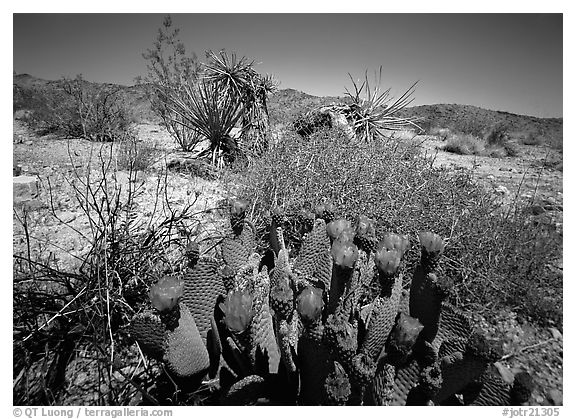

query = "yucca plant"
[[167, 78, 244, 168], [203, 50, 277, 158], [344, 67, 423, 142]]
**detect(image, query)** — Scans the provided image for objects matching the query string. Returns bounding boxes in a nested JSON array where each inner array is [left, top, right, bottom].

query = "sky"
[[12, 13, 563, 118]]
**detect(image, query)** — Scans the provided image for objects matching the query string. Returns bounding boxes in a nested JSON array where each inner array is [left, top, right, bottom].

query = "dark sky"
[[13, 13, 563, 117]]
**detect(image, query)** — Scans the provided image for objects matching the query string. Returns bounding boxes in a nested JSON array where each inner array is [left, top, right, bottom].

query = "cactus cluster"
[[128, 199, 533, 405]]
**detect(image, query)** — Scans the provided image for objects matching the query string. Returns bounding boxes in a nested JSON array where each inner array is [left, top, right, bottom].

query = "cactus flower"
[[296, 286, 324, 324], [355, 215, 375, 237], [330, 239, 359, 269], [418, 232, 445, 255], [219, 290, 254, 333], [230, 198, 249, 217], [326, 219, 351, 240], [374, 248, 402, 276], [379, 232, 410, 255], [392, 313, 425, 349], [149, 275, 184, 312], [314, 204, 325, 219]]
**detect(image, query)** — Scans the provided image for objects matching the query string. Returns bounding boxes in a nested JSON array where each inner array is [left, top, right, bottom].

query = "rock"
[[494, 362, 515, 384], [547, 389, 562, 406], [59, 211, 77, 224], [495, 185, 509, 195], [549, 327, 563, 340], [13, 175, 39, 204]]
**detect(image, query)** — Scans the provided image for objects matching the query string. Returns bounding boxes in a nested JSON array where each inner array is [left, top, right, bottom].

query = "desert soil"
[[12, 119, 563, 406]]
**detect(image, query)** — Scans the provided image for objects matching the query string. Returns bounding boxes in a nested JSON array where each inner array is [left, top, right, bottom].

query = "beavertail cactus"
[[385, 313, 425, 366], [191, 204, 530, 406], [410, 233, 453, 342], [328, 239, 359, 314], [163, 304, 211, 378], [296, 208, 315, 233], [130, 278, 209, 379], [434, 332, 503, 403], [325, 361, 352, 405], [270, 276, 294, 321], [184, 240, 200, 268], [317, 201, 336, 223], [293, 218, 331, 281], [181, 259, 226, 341]]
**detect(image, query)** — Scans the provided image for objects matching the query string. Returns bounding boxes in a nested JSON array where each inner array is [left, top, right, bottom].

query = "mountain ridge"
[[13, 73, 562, 143]]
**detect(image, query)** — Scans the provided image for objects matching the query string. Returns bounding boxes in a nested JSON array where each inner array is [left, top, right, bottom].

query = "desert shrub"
[[139, 16, 204, 152], [428, 126, 451, 141], [518, 130, 544, 146], [485, 122, 510, 147], [13, 146, 212, 404], [14, 76, 134, 141], [229, 126, 561, 326], [444, 133, 485, 155], [293, 109, 333, 137], [115, 135, 162, 172]]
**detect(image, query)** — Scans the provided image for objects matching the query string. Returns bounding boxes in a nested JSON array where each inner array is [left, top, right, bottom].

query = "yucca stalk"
[[166, 79, 244, 168], [345, 67, 423, 142]]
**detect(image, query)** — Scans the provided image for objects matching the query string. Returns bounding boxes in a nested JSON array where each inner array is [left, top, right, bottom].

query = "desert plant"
[[343, 67, 423, 142], [126, 202, 535, 405], [139, 16, 204, 151], [13, 142, 216, 405], [58, 75, 134, 142], [167, 78, 245, 168], [202, 49, 277, 159], [115, 135, 161, 172], [518, 131, 543, 146], [443, 133, 486, 155], [485, 122, 510, 147], [229, 126, 561, 327]]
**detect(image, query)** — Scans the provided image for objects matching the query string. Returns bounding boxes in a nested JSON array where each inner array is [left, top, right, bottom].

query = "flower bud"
[[379, 232, 410, 255], [355, 215, 375, 237], [230, 198, 249, 217], [418, 232, 445, 255], [326, 219, 352, 240], [149, 275, 184, 312], [331, 239, 359, 269], [296, 286, 324, 324], [219, 290, 254, 333], [374, 247, 401, 276]]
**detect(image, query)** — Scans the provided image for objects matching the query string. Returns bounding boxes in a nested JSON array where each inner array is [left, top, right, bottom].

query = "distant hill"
[[398, 104, 562, 145], [14, 74, 562, 145]]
